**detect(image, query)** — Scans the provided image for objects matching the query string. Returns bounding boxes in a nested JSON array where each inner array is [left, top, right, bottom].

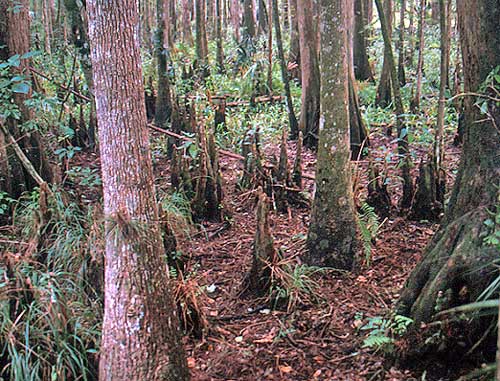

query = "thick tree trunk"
[[231, 0, 241, 41], [195, 0, 209, 75], [182, 0, 193, 44], [353, 0, 373, 81], [87, 1, 189, 379], [306, 0, 360, 270], [297, 0, 320, 149], [0, 0, 54, 198], [273, 0, 299, 138], [397, 0, 500, 351], [243, 0, 256, 41], [375, 0, 393, 107]]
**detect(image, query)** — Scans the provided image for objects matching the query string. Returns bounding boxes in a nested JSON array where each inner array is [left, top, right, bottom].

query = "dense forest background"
[[0, 0, 499, 379]]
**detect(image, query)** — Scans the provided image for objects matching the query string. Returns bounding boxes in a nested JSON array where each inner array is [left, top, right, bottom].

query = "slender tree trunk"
[[87, 0, 190, 379], [408, 0, 415, 66], [297, 0, 320, 148], [433, 0, 450, 173], [258, 0, 269, 34], [353, 0, 373, 81], [410, 0, 425, 112], [288, 0, 300, 80], [266, 0, 273, 92], [375, 0, 393, 107], [216, 0, 225, 72], [375, 0, 414, 208], [155, 0, 172, 126], [272, 0, 299, 138], [397, 0, 406, 85], [306, 0, 360, 270], [64, 0, 97, 149], [348, 4, 370, 158]]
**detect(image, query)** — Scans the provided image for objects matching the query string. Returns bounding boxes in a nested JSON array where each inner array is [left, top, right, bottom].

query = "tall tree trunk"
[[397, 0, 406, 85], [0, 0, 54, 198], [216, 0, 225, 72], [407, 0, 415, 66], [258, 0, 269, 34], [272, 0, 299, 138], [231, 0, 241, 41], [348, 0, 370, 157], [375, 0, 393, 107], [155, 0, 172, 126], [243, 0, 256, 41], [182, 0, 194, 44], [288, 0, 300, 80], [266, 0, 273, 92], [375, 0, 414, 208], [64, 0, 97, 149], [397, 0, 500, 346], [87, 0, 190, 379], [195, 0, 209, 74], [353, 0, 373, 81], [297, 0, 320, 149], [410, 0, 425, 112], [433, 0, 450, 175], [306, 0, 360, 270], [430, 0, 439, 23]]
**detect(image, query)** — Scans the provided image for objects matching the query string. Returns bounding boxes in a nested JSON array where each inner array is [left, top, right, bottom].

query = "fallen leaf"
[[279, 365, 293, 373]]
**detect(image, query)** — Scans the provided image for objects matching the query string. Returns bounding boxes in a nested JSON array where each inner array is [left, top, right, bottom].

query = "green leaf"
[[12, 82, 30, 94]]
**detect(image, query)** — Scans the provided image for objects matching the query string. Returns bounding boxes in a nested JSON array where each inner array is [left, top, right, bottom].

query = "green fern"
[[358, 203, 381, 266]]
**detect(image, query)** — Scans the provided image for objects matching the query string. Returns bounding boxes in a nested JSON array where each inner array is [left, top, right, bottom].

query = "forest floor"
[[146, 124, 464, 380]]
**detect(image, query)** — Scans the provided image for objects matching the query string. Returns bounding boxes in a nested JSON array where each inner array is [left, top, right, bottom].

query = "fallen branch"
[[0, 120, 52, 195], [28, 66, 92, 102]]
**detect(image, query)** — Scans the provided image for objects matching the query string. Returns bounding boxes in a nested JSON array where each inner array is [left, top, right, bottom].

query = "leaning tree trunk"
[[397, 0, 500, 353], [0, 0, 54, 199], [87, 0, 189, 379], [297, 0, 320, 149], [306, 0, 360, 270]]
